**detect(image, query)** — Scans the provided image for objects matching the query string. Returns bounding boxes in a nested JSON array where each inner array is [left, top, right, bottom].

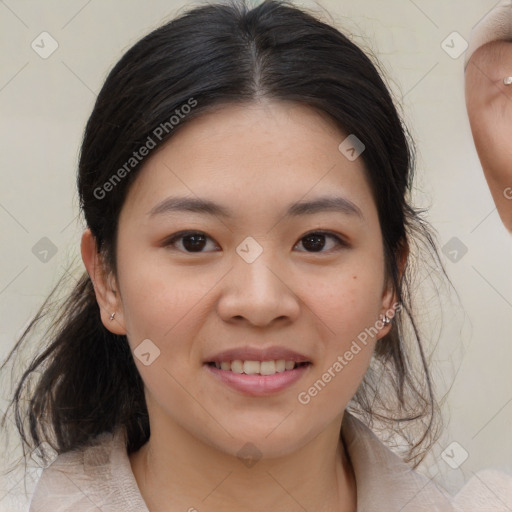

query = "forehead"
[[120, 101, 378, 225]]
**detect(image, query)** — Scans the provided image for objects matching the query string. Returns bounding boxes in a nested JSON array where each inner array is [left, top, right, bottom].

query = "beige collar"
[[29, 412, 453, 511]]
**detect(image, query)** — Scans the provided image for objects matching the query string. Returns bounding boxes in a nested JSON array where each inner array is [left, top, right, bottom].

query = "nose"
[[217, 250, 301, 327]]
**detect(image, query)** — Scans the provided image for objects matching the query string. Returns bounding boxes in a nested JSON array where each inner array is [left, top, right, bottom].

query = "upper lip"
[[205, 346, 311, 363]]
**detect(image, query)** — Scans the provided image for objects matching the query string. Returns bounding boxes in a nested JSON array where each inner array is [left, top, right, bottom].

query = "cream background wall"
[[1, 0, 511, 509]]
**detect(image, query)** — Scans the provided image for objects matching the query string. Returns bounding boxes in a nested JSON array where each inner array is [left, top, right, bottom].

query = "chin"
[[205, 423, 317, 462]]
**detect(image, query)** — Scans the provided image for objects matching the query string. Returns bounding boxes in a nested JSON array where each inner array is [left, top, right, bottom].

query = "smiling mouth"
[[206, 360, 311, 376]]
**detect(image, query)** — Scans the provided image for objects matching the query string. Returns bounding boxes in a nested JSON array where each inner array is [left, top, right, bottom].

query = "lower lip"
[[204, 363, 310, 396]]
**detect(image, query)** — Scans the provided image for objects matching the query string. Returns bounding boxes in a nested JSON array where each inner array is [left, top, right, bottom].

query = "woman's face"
[[104, 101, 395, 457]]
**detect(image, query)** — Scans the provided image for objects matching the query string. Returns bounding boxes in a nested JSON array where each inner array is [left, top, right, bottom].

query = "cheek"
[[304, 263, 385, 340], [296, 272, 380, 416], [116, 246, 212, 344], [301, 261, 383, 376], [117, 265, 209, 410]]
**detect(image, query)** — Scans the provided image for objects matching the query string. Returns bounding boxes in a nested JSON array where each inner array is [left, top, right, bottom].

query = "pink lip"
[[204, 363, 310, 396], [205, 346, 310, 363]]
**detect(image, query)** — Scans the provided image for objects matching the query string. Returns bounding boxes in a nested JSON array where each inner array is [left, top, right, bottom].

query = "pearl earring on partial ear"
[[109, 312, 116, 321], [504, 77, 512, 85], [380, 314, 391, 326]]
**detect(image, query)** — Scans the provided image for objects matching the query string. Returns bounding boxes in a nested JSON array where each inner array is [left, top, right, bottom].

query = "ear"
[[81, 228, 127, 335], [377, 240, 409, 339]]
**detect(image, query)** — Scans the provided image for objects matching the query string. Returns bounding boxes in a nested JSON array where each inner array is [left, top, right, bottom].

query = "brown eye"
[[295, 231, 346, 253], [164, 231, 219, 253], [181, 233, 207, 252]]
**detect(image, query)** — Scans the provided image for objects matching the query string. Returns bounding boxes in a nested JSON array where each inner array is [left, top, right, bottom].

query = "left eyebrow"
[[147, 195, 364, 220], [286, 195, 363, 219]]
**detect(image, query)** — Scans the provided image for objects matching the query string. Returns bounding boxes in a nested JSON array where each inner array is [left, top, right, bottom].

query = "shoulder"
[[28, 428, 148, 512], [341, 412, 453, 511], [453, 468, 512, 511]]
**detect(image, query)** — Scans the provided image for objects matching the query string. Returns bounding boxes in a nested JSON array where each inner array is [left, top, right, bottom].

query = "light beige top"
[[28, 413, 455, 512]]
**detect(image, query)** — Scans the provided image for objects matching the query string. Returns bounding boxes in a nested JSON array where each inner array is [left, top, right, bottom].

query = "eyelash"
[[163, 230, 348, 254]]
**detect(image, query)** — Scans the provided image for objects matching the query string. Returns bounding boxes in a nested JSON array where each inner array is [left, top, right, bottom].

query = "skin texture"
[[465, 40, 512, 232], [81, 100, 397, 512]]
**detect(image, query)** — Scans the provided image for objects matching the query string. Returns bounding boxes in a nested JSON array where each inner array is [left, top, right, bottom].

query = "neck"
[[129, 412, 356, 512]]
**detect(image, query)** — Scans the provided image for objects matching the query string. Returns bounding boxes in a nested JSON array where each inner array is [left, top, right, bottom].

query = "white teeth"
[[260, 360, 276, 375], [275, 359, 286, 372], [231, 360, 244, 373], [212, 359, 305, 375], [243, 360, 261, 374]]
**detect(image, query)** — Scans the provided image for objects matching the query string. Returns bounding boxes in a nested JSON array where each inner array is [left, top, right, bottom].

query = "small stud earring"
[[504, 76, 512, 86], [109, 312, 116, 321], [381, 314, 391, 326]]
